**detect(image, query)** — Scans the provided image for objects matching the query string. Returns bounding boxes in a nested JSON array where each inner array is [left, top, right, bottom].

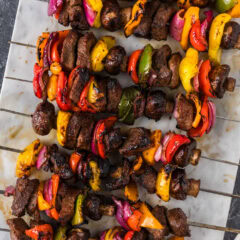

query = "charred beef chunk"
[[59, 188, 81, 225], [147, 206, 169, 240], [221, 22, 240, 49], [149, 45, 172, 87], [83, 194, 102, 220], [174, 93, 194, 131], [151, 5, 175, 41], [61, 30, 79, 72], [69, 68, 89, 104], [7, 218, 30, 240], [173, 139, 197, 167], [145, 90, 174, 121], [132, 229, 148, 240], [167, 208, 190, 237], [209, 64, 232, 98], [106, 78, 122, 113], [134, 0, 160, 38], [50, 149, 74, 179], [69, 5, 89, 30], [66, 113, 83, 149], [133, 94, 146, 119], [67, 228, 90, 240], [76, 114, 95, 151], [59, 0, 70, 26], [101, 0, 121, 32], [77, 32, 97, 68], [119, 128, 152, 156], [12, 178, 39, 217], [27, 183, 40, 221], [32, 101, 56, 136], [133, 166, 157, 194], [101, 159, 130, 191], [168, 53, 182, 89], [98, 195, 116, 217], [104, 46, 127, 75], [120, 7, 132, 27], [170, 169, 188, 200], [104, 128, 123, 153], [39, 68, 49, 100]]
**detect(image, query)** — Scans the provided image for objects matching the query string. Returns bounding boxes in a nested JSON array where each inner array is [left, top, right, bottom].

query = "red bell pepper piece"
[[94, 116, 117, 159], [165, 134, 191, 164], [190, 19, 208, 52], [128, 50, 142, 84], [188, 96, 209, 138], [25, 224, 53, 240], [56, 71, 72, 111], [77, 76, 98, 113], [69, 152, 83, 173], [124, 231, 135, 240], [199, 59, 215, 98], [33, 63, 43, 98]]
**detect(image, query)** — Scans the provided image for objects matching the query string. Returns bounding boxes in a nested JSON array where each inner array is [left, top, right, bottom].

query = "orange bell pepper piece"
[[37, 182, 51, 211], [69, 152, 82, 173], [25, 224, 53, 240], [125, 180, 139, 202], [127, 208, 142, 232], [188, 96, 209, 137], [124, 0, 147, 37]]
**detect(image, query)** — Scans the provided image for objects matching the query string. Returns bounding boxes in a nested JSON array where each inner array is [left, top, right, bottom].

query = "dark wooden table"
[[0, 0, 239, 239]]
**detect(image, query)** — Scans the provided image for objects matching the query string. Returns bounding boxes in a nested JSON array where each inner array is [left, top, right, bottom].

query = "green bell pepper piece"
[[216, 0, 238, 12], [138, 44, 153, 86], [118, 87, 141, 125], [71, 194, 85, 226], [54, 226, 68, 240]]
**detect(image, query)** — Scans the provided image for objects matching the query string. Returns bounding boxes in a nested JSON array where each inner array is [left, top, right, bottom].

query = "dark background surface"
[[0, 0, 240, 239]]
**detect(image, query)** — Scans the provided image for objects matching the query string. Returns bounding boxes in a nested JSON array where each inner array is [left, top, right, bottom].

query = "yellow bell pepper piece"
[[169, 237, 185, 240], [88, 0, 103, 28], [228, 0, 240, 18], [91, 37, 116, 72], [124, 0, 147, 37], [125, 180, 139, 202], [47, 74, 58, 101], [57, 111, 72, 146], [105, 227, 122, 240], [50, 62, 62, 75], [142, 130, 162, 166], [209, 13, 232, 65], [89, 161, 101, 191], [139, 202, 164, 230], [16, 139, 43, 178], [186, 93, 202, 128], [177, 0, 191, 9], [156, 167, 172, 202], [100, 36, 116, 50], [180, 7, 199, 50], [179, 48, 199, 93], [37, 182, 51, 211]]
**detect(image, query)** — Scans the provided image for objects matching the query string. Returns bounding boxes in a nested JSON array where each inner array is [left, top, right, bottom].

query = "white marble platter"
[[0, 0, 240, 239]]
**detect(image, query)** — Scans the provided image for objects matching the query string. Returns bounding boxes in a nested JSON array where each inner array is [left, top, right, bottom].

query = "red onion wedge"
[[4, 186, 15, 197], [100, 231, 106, 240], [201, 10, 213, 39], [83, 0, 97, 27], [48, 0, 63, 16], [154, 144, 163, 162], [114, 233, 123, 240], [123, 201, 133, 223], [193, 60, 203, 92], [160, 132, 175, 165], [112, 197, 130, 230], [206, 101, 216, 134], [170, 10, 185, 42], [36, 146, 47, 170]]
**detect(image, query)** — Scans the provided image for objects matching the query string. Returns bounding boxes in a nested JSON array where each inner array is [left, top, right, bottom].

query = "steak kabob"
[[7, 177, 191, 240], [35, 29, 236, 98]]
